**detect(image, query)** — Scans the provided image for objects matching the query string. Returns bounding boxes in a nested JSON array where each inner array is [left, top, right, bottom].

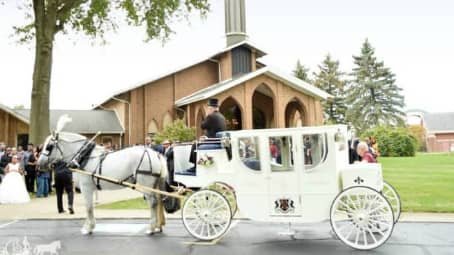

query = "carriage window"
[[269, 136, 293, 172], [238, 137, 261, 171], [303, 134, 328, 170]]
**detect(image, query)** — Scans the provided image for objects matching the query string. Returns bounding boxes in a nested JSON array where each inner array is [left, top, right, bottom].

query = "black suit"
[[189, 111, 226, 166], [165, 147, 174, 185], [201, 111, 226, 138], [54, 161, 74, 212], [25, 153, 37, 192]]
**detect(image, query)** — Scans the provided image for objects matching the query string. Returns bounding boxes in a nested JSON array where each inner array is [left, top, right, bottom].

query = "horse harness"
[[91, 147, 161, 190]]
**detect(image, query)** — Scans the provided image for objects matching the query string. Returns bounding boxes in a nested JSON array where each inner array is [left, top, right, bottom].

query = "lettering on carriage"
[[354, 176, 364, 184], [274, 198, 295, 214]]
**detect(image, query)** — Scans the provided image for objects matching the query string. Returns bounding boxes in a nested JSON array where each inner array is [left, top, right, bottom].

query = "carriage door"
[[267, 135, 302, 216]]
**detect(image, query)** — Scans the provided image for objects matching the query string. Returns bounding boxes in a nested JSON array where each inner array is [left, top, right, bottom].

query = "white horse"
[[38, 115, 168, 235]]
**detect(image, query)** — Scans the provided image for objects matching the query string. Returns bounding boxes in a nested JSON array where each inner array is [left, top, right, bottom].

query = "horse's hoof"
[[81, 228, 92, 235], [146, 228, 162, 235]]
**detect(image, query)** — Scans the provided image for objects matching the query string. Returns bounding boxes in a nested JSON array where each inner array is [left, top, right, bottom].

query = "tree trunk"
[[29, 0, 57, 145], [30, 38, 53, 144]]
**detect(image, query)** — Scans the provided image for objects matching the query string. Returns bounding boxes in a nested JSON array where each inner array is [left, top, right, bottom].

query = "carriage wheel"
[[382, 181, 401, 224], [182, 189, 232, 241], [330, 186, 394, 250], [205, 182, 238, 216]]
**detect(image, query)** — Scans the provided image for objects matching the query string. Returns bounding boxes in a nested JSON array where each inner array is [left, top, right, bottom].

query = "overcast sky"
[[0, 0, 453, 113]]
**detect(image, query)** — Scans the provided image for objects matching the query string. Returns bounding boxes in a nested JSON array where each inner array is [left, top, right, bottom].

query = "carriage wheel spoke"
[[193, 220, 203, 234], [354, 229, 360, 245], [368, 204, 388, 215], [368, 219, 391, 228], [346, 194, 358, 210], [338, 198, 356, 212], [336, 221, 354, 236], [367, 227, 378, 243], [344, 224, 355, 240], [363, 229, 368, 246], [383, 189, 393, 197]]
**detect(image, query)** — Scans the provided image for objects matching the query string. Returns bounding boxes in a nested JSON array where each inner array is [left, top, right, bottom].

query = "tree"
[[293, 59, 311, 83], [408, 124, 426, 152], [154, 119, 195, 144], [346, 39, 405, 135], [313, 54, 347, 124], [11, 0, 210, 144]]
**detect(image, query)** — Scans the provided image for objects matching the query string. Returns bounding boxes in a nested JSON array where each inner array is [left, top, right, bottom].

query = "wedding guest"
[[24, 144, 37, 192], [36, 145, 50, 198]]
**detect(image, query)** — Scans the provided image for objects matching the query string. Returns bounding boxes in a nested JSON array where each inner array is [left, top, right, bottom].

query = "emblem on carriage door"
[[274, 198, 295, 213], [354, 176, 364, 184]]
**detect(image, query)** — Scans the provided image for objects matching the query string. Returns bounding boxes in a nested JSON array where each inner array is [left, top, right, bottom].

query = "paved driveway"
[[1, 219, 453, 255]]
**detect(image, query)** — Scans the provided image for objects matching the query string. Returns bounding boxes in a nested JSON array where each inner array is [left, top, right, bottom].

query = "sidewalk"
[[1, 189, 454, 222], [0, 189, 145, 220]]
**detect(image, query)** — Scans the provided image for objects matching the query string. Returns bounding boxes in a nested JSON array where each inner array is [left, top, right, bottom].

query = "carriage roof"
[[220, 124, 348, 138]]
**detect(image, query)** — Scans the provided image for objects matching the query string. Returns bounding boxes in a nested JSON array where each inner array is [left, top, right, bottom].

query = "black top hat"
[[207, 98, 219, 107]]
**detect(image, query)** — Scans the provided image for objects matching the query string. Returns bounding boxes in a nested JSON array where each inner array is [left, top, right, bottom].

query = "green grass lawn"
[[97, 197, 149, 209], [98, 153, 454, 212], [380, 153, 454, 213]]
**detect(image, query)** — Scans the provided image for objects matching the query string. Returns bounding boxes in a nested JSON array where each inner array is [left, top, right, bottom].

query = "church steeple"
[[225, 0, 248, 46]]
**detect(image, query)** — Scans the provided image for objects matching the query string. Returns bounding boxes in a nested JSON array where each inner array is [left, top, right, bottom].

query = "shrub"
[[154, 119, 195, 144], [407, 125, 426, 152], [362, 126, 417, 157]]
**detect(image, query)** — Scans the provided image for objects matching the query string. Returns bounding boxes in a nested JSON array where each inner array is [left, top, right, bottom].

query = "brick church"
[[96, 0, 330, 146]]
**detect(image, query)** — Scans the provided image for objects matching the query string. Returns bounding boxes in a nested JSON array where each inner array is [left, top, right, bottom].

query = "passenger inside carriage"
[[238, 137, 260, 171], [269, 138, 280, 164], [269, 136, 293, 171], [356, 141, 377, 163], [303, 134, 327, 170]]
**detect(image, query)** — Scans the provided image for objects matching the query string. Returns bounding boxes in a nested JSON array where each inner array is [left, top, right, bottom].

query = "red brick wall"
[[426, 133, 454, 152]]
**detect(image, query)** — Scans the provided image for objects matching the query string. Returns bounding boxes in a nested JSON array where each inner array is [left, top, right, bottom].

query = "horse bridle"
[[43, 134, 85, 165]]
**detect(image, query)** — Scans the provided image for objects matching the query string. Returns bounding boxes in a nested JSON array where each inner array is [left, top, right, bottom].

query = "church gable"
[[184, 71, 326, 131]]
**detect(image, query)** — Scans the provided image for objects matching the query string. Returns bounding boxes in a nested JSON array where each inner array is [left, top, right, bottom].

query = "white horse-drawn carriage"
[[39, 119, 400, 251], [173, 125, 401, 250]]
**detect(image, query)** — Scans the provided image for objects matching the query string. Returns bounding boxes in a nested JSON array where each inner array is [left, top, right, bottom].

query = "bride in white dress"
[[0, 155, 30, 204]]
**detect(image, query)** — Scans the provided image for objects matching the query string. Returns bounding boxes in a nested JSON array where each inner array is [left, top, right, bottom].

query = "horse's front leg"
[[145, 193, 165, 235], [80, 178, 96, 235]]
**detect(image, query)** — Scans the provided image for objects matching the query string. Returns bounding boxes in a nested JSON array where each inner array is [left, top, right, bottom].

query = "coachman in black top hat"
[[188, 98, 227, 168], [201, 98, 226, 138]]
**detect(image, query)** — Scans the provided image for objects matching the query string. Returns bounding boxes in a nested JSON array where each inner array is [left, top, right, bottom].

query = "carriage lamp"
[[221, 135, 233, 160], [221, 137, 230, 148], [335, 129, 345, 142], [335, 129, 346, 151]]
